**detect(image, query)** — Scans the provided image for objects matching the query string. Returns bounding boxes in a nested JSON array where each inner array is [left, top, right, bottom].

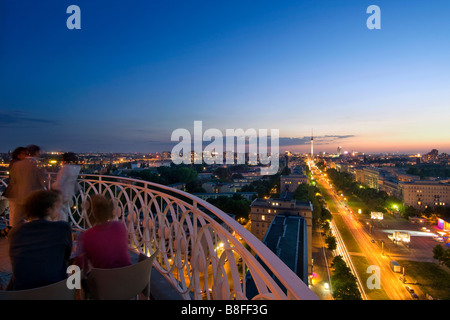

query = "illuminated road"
[[311, 164, 412, 300]]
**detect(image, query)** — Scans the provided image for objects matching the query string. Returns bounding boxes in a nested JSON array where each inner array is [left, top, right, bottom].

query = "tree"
[[423, 206, 434, 217], [293, 183, 311, 202], [325, 235, 337, 251], [232, 173, 244, 179], [321, 207, 332, 221], [433, 244, 450, 268], [328, 168, 401, 213], [321, 221, 331, 234], [330, 256, 362, 300], [206, 195, 251, 221], [293, 183, 322, 220], [433, 244, 446, 264], [403, 205, 418, 218], [242, 171, 282, 198], [214, 167, 232, 182], [445, 252, 450, 269]]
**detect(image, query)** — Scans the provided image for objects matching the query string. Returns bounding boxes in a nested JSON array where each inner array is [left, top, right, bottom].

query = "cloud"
[[278, 137, 310, 146], [157, 134, 355, 149], [279, 135, 355, 146], [317, 135, 355, 144], [0, 110, 59, 127]]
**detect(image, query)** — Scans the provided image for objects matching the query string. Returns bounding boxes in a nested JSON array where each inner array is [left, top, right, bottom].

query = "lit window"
[[262, 215, 265, 221]]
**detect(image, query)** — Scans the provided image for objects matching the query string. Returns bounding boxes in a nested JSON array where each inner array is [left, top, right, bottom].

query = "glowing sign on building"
[[438, 218, 450, 231]]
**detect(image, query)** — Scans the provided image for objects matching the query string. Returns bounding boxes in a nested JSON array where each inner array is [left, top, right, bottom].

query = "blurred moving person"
[[1, 147, 35, 236], [8, 145, 46, 227], [52, 152, 81, 222]]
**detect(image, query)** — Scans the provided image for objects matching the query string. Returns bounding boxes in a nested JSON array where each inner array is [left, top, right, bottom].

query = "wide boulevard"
[[310, 161, 413, 300]]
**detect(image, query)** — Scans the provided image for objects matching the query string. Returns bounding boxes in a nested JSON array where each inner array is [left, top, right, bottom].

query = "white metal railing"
[[0, 173, 318, 300]]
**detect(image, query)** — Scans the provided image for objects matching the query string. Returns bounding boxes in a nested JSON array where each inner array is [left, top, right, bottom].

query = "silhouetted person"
[[52, 152, 81, 222], [1, 147, 28, 236], [8, 145, 46, 226], [7, 190, 72, 290]]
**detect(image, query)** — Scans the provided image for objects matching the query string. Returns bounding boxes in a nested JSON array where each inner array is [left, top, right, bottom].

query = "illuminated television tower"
[[310, 129, 314, 158]]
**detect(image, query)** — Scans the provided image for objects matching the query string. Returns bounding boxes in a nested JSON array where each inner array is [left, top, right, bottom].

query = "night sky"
[[1, 1, 449, 154]]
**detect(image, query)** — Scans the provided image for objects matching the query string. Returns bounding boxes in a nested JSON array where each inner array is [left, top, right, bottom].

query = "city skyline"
[[1, 1, 449, 155]]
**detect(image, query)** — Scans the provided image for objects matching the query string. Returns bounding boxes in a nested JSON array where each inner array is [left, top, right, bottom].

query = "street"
[[312, 163, 416, 300]]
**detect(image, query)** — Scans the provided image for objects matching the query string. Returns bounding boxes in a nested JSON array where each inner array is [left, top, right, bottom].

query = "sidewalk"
[[309, 228, 333, 300]]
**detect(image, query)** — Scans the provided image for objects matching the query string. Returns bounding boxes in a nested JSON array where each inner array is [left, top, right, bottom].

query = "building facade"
[[280, 174, 308, 193], [400, 181, 450, 210], [250, 198, 313, 274], [355, 167, 380, 190]]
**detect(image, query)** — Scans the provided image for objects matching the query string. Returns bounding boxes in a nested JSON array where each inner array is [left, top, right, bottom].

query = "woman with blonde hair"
[[76, 195, 131, 272]]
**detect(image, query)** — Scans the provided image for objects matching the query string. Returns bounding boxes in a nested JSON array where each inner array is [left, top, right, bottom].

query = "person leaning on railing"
[[51, 152, 81, 222], [6, 145, 46, 229], [6, 189, 72, 290]]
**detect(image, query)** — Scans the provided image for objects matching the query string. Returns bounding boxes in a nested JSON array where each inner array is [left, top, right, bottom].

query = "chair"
[[0, 278, 77, 300], [85, 250, 158, 300]]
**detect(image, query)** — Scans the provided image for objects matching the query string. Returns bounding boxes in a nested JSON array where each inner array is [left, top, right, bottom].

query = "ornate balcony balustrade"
[[0, 173, 317, 300]]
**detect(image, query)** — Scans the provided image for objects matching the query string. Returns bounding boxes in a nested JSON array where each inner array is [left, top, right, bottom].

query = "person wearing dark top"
[[7, 190, 72, 290]]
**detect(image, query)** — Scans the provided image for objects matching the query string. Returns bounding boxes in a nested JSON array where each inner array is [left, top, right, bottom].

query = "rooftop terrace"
[[0, 173, 318, 300]]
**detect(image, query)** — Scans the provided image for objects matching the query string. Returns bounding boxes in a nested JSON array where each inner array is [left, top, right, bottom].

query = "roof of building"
[[263, 215, 305, 273], [245, 214, 308, 298]]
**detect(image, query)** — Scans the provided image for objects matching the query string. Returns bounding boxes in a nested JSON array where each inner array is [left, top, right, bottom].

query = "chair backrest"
[[0, 278, 77, 300], [86, 250, 158, 300]]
